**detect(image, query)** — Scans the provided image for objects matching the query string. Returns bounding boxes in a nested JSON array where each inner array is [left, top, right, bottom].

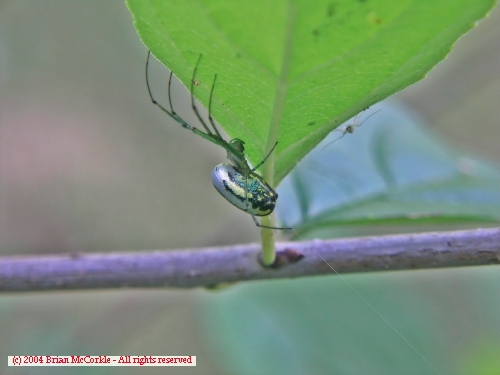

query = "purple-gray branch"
[[1, 227, 499, 292]]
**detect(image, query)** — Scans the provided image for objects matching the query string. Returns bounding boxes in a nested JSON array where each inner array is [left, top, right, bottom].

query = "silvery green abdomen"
[[212, 163, 277, 216]]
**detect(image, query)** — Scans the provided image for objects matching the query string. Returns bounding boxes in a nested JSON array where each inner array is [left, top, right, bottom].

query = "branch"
[[1, 227, 499, 292]]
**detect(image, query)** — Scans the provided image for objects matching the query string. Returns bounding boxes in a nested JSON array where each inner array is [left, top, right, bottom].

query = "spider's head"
[[230, 138, 245, 153]]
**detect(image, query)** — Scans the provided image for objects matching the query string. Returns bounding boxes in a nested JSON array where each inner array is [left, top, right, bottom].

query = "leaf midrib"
[[263, 0, 296, 186]]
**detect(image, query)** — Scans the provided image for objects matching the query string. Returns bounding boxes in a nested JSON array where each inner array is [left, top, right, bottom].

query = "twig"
[[1, 227, 499, 292]]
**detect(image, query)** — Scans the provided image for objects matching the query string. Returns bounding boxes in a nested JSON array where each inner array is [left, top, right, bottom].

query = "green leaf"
[[127, 0, 495, 186], [201, 267, 500, 374], [276, 103, 500, 236]]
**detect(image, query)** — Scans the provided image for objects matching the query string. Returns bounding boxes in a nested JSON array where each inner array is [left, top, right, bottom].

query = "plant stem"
[[260, 215, 276, 266], [1, 227, 499, 292]]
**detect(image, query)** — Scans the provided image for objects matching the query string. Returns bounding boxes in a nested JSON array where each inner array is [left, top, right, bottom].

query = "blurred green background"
[[1, 1, 499, 374]]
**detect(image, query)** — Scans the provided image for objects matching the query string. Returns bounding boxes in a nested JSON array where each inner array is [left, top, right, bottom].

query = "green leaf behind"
[[200, 266, 500, 374], [276, 102, 500, 236]]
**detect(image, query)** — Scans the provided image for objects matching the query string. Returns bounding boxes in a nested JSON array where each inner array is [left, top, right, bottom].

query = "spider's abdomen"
[[212, 163, 277, 216]]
